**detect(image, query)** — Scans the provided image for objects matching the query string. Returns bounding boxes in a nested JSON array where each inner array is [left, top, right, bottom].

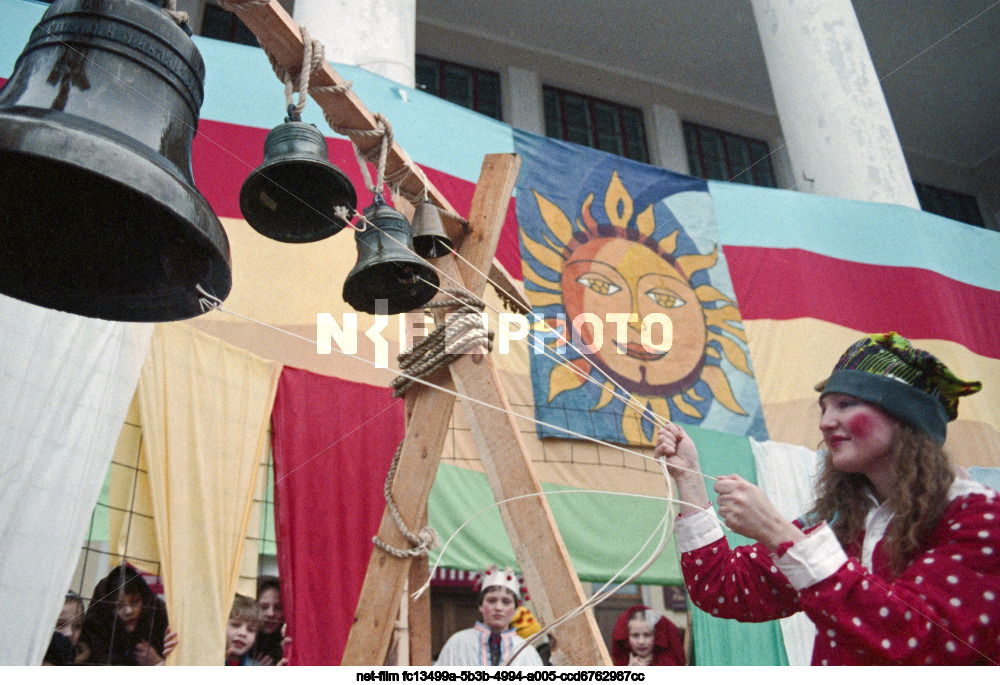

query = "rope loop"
[[391, 289, 493, 397], [162, 0, 190, 28], [372, 442, 441, 558]]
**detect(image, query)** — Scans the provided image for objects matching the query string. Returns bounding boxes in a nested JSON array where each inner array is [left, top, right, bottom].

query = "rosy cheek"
[[847, 412, 872, 438]]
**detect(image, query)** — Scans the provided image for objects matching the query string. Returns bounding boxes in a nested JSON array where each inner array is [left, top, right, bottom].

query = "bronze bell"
[[342, 196, 439, 315], [0, 0, 231, 322], [410, 199, 454, 259], [239, 117, 357, 243]]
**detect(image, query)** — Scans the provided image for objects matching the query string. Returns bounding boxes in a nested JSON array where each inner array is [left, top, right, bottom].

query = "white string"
[[195, 285, 716, 483]]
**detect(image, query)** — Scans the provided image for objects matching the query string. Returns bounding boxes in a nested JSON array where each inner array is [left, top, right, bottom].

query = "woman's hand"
[[654, 423, 710, 515], [714, 475, 803, 550], [133, 640, 164, 666], [161, 627, 178, 660], [276, 627, 291, 666]]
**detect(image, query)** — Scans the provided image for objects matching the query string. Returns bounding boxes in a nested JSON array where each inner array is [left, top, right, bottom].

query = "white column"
[[749, 0, 919, 208], [292, 0, 415, 87], [505, 66, 544, 135], [649, 104, 690, 175]]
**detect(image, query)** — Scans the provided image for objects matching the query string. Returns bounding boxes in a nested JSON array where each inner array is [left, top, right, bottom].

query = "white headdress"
[[478, 565, 527, 601]]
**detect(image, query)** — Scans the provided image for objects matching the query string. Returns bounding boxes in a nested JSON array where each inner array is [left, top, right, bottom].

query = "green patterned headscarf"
[[816, 332, 982, 443]]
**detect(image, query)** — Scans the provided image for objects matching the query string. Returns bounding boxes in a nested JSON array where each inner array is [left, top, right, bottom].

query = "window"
[[683, 122, 777, 188], [914, 182, 985, 228], [543, 87, 649, 163], [200, 3, 258, 47], [415, 56, 502, 120]]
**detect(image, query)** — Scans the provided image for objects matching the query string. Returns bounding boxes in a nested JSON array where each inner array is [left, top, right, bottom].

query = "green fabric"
[[259, 454, 277, 556], [426, 424, 788, 665], [86, 468, 111, 542], [427, 463, 682, 585], [682, 425, 789, 665]]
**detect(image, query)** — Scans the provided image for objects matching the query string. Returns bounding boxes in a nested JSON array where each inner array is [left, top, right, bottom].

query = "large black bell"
[[239, 119, 357, 243], [342, 197, 439, 315], [0, 0, 231, 322], [411, 198, 454, 259]]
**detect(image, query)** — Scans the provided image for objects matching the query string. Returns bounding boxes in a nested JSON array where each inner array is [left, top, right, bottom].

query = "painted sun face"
[[561, 237, 706, 395], [520, 171, 753, 444]]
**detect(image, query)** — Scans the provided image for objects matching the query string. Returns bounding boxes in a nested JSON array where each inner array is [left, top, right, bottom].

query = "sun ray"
[[521, 229, 566, 275], [622, 404, 647, 445], [705, 311, 748, 342], [636, 204, 656, 239], [594, 380, 616, 410], [532, 191, 574, 249], [646, 396, 672, 425], [521, 257, 561, 292], [525, 288, 562, 308], [548, 359, 590, 402], [671, 393, 704, 419], [658, 230, 678, 256], [581, 193, 597, 231], [701, 364, 748, 415], [695, 284, 734, 305], [604, 172, 633, 228], [685, 387, 705, 402], [676, 246, 718, 276], [709, 332, 752, 375]]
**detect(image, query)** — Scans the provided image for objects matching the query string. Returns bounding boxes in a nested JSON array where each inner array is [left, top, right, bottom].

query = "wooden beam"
[[341, 154, 521, 664], [438, 252, 611, 666]]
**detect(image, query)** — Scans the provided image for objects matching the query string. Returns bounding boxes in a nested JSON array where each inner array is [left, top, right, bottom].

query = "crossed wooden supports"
[[224, 0, 611, 666]]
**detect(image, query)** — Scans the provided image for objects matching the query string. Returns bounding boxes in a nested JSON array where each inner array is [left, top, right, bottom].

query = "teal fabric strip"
[[709, 180, 1000, 292]]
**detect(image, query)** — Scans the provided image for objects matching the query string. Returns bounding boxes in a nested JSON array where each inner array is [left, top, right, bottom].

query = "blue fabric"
[[512, 131, 767, 445]]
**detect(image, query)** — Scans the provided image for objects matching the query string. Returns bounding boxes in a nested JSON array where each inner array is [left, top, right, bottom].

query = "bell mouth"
[[0, 106, 231, 322]]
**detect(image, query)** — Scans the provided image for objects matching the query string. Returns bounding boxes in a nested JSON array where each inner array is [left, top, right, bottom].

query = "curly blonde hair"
[[807, 423, 954, 575]]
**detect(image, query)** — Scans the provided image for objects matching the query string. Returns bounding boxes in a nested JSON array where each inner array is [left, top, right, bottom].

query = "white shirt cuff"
[[675, 506, 725, 553], [774, 522, 849, 591]]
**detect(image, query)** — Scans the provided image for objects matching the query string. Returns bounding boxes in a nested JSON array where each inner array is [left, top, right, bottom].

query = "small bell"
[[239, 116, 357, 243], [410, 199, 453, 259], [342, 196, 439, 315]]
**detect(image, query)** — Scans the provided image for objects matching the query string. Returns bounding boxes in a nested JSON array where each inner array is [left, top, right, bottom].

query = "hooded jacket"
[[610, 605, 686, 666], [81, 565, 169, 665]]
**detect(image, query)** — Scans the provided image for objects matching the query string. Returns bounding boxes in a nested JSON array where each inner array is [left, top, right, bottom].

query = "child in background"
[[251, 576, 284, 665], [81, 565, 176, 665], [226, 595, 262, 665], [54, 592, 88, 664]]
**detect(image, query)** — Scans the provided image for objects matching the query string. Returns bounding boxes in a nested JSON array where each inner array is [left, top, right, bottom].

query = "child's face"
[[226, 618, 258, 657], [56, 599, 84, 646], [258, 587, 283, 635], [627, 617, 655, 658], [479, 587, 517, 633], [115, 592, 143, 632]]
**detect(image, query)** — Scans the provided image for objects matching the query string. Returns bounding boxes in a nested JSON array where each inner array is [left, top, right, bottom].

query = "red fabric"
[[610, 605, 686, 666], [681, 492, 1000, 665], [725, 245, 1000, 359], [270, 367, 405, 665]]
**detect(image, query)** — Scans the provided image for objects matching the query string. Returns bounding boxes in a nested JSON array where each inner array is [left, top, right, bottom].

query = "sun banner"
[[513, 131, 768, 446]]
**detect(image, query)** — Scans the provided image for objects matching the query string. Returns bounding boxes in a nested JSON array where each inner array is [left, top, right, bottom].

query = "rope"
[[259, 25, 325, 120], [372, 442, 441, 558], [391, 289, 494, 397], [162, 0, 189, 28]]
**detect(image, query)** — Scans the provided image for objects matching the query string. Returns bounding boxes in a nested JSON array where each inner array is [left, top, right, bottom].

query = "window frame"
[[415, 54, 503, 121], [683, 121, 777, 188], [542, 86, 649, 163]]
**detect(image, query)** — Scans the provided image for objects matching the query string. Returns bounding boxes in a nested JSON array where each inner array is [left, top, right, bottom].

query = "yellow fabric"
[[108, 394, 160, 572], [137, 323, 281, 666], [744, 317, 1000, 469]]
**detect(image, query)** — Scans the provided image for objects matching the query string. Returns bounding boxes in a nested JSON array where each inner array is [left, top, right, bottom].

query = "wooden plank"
[[341, 154, 521, 664], [408, 549, 433, 665], [438, 252, 611, 666]]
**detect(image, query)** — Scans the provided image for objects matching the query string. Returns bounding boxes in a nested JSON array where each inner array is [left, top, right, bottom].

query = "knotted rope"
[[372, 441, 441, 558], [391, 289, 494, 398]]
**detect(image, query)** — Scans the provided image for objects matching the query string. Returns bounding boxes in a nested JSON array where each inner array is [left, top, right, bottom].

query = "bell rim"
[[238, 157, 358, 243], [0, 106, 232, 322], [342, 261, 440, 316]]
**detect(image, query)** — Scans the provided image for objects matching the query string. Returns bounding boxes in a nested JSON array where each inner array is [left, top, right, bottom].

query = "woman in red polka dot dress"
[[654, 333, 999, 665]]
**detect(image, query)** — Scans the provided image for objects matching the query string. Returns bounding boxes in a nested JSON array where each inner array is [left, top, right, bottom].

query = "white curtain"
[[0, 294, 152, 665], [749, 438, 823, 667]]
